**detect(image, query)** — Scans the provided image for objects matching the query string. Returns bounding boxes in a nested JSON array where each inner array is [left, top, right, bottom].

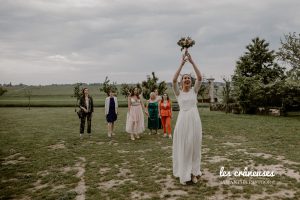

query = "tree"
[[120, 83, 143, 99], [232, 37, 285, 113], [190, 75, 208, 102], [0, 87, 7, 96], [277, 32, 300, 80], [222, 78, 232, 113], [72, 83, 82, 111], [99, 76, 118, 96], [197, 84, 208, 102], [141, 72, 167, 99], [276, 32, 300, 111], [24, 89, 32, 110]]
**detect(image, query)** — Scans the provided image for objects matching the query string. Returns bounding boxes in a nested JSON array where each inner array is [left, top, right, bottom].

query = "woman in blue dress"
[[105, 90, 118, 138]]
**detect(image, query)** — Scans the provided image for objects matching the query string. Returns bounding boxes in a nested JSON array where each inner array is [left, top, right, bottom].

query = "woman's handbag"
[[76, 109, 83, 119]]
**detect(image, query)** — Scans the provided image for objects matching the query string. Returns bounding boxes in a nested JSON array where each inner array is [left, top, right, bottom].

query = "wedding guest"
[[159, 93, 172, 138], [172, 51, 203, 185], [146, 92, 160, 135], [154, 89, 162, 101], [126, 88, 148, 141], [105, 90, 118, 138], [154, 89, 163, 132], [79, 88, 94, 138]]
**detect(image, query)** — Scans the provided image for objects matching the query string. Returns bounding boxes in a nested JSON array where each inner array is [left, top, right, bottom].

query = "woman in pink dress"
[[126, 88, 148, 141]]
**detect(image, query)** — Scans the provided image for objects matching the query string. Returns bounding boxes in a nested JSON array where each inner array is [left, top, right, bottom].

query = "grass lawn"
[[0, 107, 299, 200]]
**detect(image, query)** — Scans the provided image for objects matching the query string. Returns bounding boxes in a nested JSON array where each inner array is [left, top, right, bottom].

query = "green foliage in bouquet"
[[177, 36, 195, 51]]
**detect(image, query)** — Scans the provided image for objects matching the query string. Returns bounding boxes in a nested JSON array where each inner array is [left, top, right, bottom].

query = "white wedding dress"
[[172, 87, 202, 184]]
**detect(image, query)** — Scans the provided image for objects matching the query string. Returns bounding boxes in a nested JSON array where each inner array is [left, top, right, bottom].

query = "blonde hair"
[[150, 92, 155, 98]]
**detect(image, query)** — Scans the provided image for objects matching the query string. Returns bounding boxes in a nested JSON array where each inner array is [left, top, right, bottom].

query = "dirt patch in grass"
[[37, 170, 50, 177], [117, 150, 130, 154], [161, 146, 172, 150], [242, 151, 300, 181], [117, 168, 132, 178], [50, 184, 66, 192], [134, 149, 152, 153], [201, 168, 219, 187], [202, 148, 210, 154], [97, 142, 105, 145], [252, 164, 300, 181], [98, 178, 138, 190], [48, 143, 65, 150], [156, 167, 172, 172], [155, 175, 188, 199], [222, 142, 241, 147], [130, 191, 152, 199], [4, 153, 22, 160], [99, 167, 111, 175], [208, 156, 231, 163], [1, 178, 18, 183], [2, 153, 26, 165], [250, 189, 296, 199], [245, 152, 273, 159], [74, 157, 87, 200], [32, 179, 49, 191], [276, 155, 299, 165], [19, 196, 31, 200]]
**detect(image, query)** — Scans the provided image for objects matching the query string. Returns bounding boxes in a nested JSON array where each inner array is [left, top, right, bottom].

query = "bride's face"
[[182, 75, 191, 88]]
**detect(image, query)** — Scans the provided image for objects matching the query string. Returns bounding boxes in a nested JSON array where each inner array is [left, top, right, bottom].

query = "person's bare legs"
[[111, 123, 115, 136], [130, 122, 136, 140], [107, 123, 112, 137]]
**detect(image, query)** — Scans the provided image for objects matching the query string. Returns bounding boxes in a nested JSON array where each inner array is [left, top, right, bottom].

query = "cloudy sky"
[[0, 0, 299, 85]]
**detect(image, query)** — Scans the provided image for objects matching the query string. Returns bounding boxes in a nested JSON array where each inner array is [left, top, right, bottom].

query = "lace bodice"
[[177, 88, 198, 111], [130, 97, 141, 106]]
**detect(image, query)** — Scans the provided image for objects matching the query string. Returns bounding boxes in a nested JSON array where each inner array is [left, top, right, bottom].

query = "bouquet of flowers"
[[177, 36, 195, 51]]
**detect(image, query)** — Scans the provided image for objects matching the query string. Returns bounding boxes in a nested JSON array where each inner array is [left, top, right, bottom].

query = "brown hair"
[[161, 93, 170, 103], [82, 88, 88, 95], [130, 87, 140, 99]]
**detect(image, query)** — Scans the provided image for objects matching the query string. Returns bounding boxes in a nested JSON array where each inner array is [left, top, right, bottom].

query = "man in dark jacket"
[[79, 88, 94, 138]]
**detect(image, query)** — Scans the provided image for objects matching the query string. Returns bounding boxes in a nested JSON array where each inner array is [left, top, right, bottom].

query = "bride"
[[172, 51, 203, 185]]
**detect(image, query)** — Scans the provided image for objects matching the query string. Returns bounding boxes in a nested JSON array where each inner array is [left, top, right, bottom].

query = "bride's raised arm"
[[187, 53, 202, 94], [173, 53, 187, 96]]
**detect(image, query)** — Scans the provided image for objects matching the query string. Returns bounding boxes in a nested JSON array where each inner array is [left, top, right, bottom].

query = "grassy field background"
[[0, 107, 299, 200], [0, 84, 216, 107], [0, 84, 180, 107]]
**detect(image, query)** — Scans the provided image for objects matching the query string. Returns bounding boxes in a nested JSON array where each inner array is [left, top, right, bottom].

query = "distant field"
[[0, 84, 211, 107], [0, 84, 142, 107]]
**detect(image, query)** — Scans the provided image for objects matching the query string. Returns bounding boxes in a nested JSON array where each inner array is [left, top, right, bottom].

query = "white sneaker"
[[163, 133, 167, 137], [168, 135, 172, 139]]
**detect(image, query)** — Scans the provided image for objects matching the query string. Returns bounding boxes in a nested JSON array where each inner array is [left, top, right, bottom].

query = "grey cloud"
[[0, 0, 299, 85]]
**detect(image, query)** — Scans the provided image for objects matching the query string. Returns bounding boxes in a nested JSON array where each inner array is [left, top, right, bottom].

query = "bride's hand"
[[181, 51, 188, 65], [187, 52, 194, 64]]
